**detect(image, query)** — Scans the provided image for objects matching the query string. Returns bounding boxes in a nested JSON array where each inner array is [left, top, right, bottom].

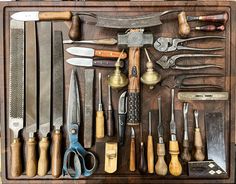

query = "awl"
[[66, 47, 127, 59]]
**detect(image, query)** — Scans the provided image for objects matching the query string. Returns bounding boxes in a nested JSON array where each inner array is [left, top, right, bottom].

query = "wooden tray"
[[0, 1, 235, 183]]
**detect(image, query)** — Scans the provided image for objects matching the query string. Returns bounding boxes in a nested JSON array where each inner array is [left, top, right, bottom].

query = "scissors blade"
[[67, 69, 81, 128]]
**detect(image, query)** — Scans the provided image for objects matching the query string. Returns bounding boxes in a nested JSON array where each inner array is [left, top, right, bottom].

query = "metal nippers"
[[154, 36, 225, 52]]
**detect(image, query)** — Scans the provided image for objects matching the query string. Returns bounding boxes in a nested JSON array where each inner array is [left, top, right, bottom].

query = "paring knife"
[[9, 19, 24, 177], [66, 58, 124, 68], [51, 31, 64, 178], [11, 11, 72, 21], [63, 38, 117, 45], [118, 91, 127, 146], [66, 47, 127, 59]]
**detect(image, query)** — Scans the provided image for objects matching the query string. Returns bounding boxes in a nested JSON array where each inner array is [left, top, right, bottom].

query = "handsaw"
[[37, 21, 52, 176], [9, 19, 24, 177]]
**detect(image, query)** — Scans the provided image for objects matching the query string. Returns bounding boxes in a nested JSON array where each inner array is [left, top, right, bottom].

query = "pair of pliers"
[[62, 69, 98, 179]]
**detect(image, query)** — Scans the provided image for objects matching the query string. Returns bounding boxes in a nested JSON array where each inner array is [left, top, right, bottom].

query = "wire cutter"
[[154, 36, 225, 52], [161, 73, 223, 89], [156, 54, 223, 70], [62, 69, 98, 179]]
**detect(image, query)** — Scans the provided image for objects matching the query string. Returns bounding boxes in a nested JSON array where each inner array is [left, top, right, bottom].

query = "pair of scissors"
[[62, 69, 98, 179]]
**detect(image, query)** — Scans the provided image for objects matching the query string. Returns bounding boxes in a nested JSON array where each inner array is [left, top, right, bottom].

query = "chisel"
[[147, 112, 154, 174], [96, 73, 104, 138], [129, 127, 136, 171], [107, 85, 114, 137]]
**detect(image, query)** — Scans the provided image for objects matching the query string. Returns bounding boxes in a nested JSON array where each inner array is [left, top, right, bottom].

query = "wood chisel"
[[129, 127, 136, 171], [9, 20, 24, 177], [107, 85, 114, 137], [155, 97, 168, 176], [37, 21, 52, 176], [147, 112, 154, 174], [63, 38, 117, 45], [25, 21, 38, 177], [51, 31, 64, 178], [169, 89, 182, 176], [96, 73, 105, 138]]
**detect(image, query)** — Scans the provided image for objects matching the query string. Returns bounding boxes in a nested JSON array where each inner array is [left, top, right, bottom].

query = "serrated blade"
[[11, 11, 39, 21], [66, 58, 93, 67], [52, 31, 64, 130], [66, 47, 94, 57], [9, 20, 24, 139]]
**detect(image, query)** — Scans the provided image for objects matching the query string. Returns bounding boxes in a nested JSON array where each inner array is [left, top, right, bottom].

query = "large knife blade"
[[9, 19, 24, 177], [25, 21, 37, 177], [51, 31, 64, 178], [37, 21, 52, 176]]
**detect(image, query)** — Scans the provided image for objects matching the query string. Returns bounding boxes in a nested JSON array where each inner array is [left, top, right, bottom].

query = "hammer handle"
[[187, 12, 228, 24]]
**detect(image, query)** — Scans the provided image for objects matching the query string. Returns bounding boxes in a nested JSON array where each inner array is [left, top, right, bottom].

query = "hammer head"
[[118, 30, 153, 48]]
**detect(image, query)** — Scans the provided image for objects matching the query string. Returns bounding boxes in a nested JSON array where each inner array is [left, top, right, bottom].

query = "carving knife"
[[9, 19, 24, 177], [129, 127, 136, 171], [51, 31, 64, 178], [66, 47, 127, 59], [66, 58, 124, 68], [25, 21, 37, 177], [37, 22, 52, 176], [118, 91, 127, 146], [11, 11, 72, 21]]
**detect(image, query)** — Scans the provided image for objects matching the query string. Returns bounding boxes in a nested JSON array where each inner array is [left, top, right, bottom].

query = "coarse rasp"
[[9, 19, 24, 177]]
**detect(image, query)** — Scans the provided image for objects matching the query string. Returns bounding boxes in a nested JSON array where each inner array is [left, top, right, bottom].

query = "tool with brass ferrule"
[[169, 89, 182, 176], [194, 110, 205, 161], [155, 97, 168, 176], [25, 21, 37, 177], [118, 91, 127, 145], [96, 73, 105, 138], [129, 127, 136, 171], [147, 112, 154, 173], [107, 85, 114, 137], [9, 20, 24, 177], [181, 103, 191, 162]]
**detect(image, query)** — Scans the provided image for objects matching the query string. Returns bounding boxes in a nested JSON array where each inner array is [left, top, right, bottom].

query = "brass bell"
[[108, 50, 128, 89], [141, 48, 161, 89]]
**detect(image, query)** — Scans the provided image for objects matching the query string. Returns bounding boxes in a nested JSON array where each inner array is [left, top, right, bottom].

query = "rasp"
[[37, 21, 52, 176], [51, 31, 64, 178], [25, 21, 37, 177], [9, 19, 24, 177]]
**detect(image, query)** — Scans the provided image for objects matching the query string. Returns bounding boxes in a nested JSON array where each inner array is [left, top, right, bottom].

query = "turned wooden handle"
[[26, 138, 37, 177], [194, 128, 205, 161], [11, 138, 22, 177], [129, 138, 136, 171], [155, 143, 168, 176], [178, 11, 191, 37], [38, 137, 50, 176], [51, 130, 62, 178], [147, 135, 154, 173], [96, 111, 104, 138], [138, 142, 147, 174], [199, 12, 228, 24], [39, 11, 72, 21], [181, 140, 191, 162], [94, 50, 127, 59], [69, 15, 80, 41], [106, 110, 114, 137], [169, 140, 182, 176], [194, 25, 225, 31]]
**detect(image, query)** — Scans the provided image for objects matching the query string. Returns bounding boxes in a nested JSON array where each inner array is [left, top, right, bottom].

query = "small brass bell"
[[141, 48, 161, 89], [108, 50, 128, 89]]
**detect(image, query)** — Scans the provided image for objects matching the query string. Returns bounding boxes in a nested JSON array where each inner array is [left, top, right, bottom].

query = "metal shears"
[[62, 69, 98, 179]]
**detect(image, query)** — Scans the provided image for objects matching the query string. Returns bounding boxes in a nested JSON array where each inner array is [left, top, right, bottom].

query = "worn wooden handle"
[[138, 142, 147, 174], [26, 138, 37, 177], [169, 140, 182, 176], [181, 140, 191, 162], [147, 135, 154, 173], [106, 110, 114, 137], [199, 12, 228, 23], [94, 50, 127, 59], [38, 137, 50, 176], [155, 143, 168, 176], [129, 138, 136, 171], [96, 111, 105, 138], [194, 128, 205, 161], [51, 130, 62, 178], [39, 11, 72, 21], [194, 25, 225, 31], [69, 15, 80, 41], [178, 11, 191, 37], [95, 38, 117, 45], [11, 138, 22, 177]]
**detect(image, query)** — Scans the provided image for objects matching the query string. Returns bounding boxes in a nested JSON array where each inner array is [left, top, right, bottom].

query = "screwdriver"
[[169, 89, 182, 176], [147, 112, 154, 174], [107, 84, 114, 137], [193, 110, 205, 161], [96, 73, 104, 138]]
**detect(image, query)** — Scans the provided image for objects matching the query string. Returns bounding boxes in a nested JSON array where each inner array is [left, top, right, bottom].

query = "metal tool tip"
[[131, 127, 135, 137], [194, 110, 198, 116]]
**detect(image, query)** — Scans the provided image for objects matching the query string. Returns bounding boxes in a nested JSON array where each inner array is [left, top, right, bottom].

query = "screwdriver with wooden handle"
[[194, 110, 205, 161], [96, 73, 105, 138], [169, 89, 182, 176], [147, 112, 154, 174]]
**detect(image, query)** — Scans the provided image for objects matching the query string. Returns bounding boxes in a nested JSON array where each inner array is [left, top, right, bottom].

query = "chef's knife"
[[25, 21, 38, 177], [66, 47, 127, 59], [66, 58, 124, 68], [11, 11, 72, 21], [9, 19, 24, 177], [37, 22, 52, 177]]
